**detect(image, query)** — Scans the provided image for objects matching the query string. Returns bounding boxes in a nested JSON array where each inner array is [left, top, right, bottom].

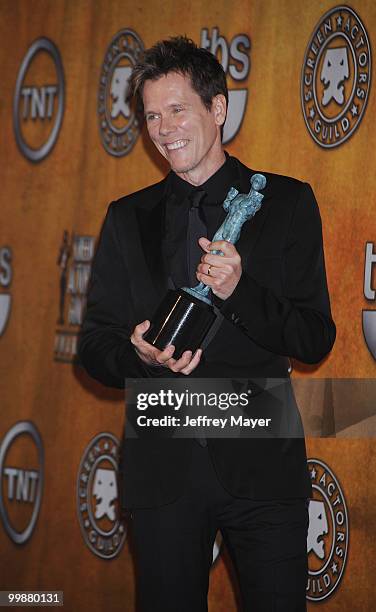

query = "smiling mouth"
[[165, 140, 189, 151]]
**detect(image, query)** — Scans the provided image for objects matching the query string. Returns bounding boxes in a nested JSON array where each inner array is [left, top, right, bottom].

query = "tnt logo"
[[0, 422, 44, 544], [362, 242, 376, 359], [3, 468, 39, 503], [201, 27, 250, 144], [20, 85, 58, 120], [14, 38, 65, 162]]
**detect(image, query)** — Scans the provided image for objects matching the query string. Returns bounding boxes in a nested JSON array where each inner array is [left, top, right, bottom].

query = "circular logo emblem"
[[307, 458, 349, 601], [0, 421, 44, 544], [13, 38, 65, 162], [77, 432, 126, 559], [0, 245, 12, 337], [301, 6, 371, 148], [362, 310, 376, 359], [98, 29, 144, 157]]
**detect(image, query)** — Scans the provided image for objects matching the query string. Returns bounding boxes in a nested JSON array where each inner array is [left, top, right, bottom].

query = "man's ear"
[[212, 94, 227, 126]]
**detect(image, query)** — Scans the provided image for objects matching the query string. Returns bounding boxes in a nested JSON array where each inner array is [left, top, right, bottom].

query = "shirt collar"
[[168, 151, 239, 205]]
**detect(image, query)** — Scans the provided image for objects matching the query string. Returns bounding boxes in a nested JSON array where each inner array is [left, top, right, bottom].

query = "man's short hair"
[[129, 36, 228, 113]]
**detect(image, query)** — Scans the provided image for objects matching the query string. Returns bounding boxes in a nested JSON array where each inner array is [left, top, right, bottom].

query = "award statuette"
[[144, 173, 267, 358]]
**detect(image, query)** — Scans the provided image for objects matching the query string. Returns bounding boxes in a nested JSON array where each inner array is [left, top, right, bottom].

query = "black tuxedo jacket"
[[78, 157, 336, 509]]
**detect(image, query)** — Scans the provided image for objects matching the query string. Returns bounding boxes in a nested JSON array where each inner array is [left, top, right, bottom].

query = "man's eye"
[[173, 107, 183, 113], [146, 114, 157, 121]]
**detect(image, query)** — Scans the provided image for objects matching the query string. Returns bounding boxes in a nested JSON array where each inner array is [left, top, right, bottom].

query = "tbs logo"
[[363, 242, 376, 359], [201, 27, 251, 144]]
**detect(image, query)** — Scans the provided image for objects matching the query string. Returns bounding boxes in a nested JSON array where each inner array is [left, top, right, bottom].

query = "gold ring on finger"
[[207, 264, 212, 276]]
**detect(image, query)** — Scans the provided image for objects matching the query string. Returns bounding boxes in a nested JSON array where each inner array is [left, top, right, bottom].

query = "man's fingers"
[[208, 240, 238, 257], [180, 348, 202, 375], [155, 344, 176, 365], [200, 253, 233, 266], [198, 237, 211, 252], [131, 322, 175, 366], [131, 319, 150, 345], [164, 348, 201, 373], [130, 324, 202, 373], [167, 350, 193, 372]]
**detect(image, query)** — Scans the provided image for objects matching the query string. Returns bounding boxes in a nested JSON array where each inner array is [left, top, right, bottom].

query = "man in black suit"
[[79, 37, 335, 612]]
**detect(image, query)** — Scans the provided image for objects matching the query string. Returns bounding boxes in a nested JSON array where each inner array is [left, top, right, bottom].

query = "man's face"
[[142, 72, 226, 183]]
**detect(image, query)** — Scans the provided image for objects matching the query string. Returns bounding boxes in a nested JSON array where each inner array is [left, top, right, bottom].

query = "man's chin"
[[168, 158, 195, 174], [171, 164, 192, 175]]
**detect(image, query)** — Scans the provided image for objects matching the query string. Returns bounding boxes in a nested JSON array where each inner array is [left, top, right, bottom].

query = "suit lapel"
[[123, 182, 169, 322], [163, 191, 191, 290]]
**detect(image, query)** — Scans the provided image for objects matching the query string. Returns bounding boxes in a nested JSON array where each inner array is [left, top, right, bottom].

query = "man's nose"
[[159, 115, 176, 136]]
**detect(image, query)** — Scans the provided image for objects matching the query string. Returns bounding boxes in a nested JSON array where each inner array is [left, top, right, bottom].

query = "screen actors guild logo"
[[0, 422, 44, 544], [306, 459, 349, 602], [54, 231, 95, 363], [77, 433, 126, 559], [321, 47, 349, 106], [301, 6, 371, 148], [13, 38, 65, 162], [362, 242, 376, 359], [0, 246, 12, 337], [98, 29, 144, 157], [201, 27, 250, 144], [111, 66, 132, 119]]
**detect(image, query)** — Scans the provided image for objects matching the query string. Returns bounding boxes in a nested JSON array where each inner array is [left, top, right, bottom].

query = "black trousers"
[[130, 442, 309, 612]]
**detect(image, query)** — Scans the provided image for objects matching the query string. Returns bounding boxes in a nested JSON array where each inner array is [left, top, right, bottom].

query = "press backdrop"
[[0, 1, 375, 610]]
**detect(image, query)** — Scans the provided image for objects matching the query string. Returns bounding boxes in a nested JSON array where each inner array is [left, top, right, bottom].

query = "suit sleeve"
[[218, 182, 336, 364], [78, 202, 150, 388]]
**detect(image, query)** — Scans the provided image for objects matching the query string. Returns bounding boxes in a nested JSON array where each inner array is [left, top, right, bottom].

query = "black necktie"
[[186, 189, 208, 447], [187, 189, 207, 287]]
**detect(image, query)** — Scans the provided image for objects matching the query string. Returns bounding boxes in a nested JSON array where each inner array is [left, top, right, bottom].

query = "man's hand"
[[130, 320, 202, 375], [196, 237, 242, 300]]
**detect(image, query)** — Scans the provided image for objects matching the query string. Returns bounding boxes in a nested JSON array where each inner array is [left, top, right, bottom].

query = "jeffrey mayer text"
[[136, 415, 272, 429]]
